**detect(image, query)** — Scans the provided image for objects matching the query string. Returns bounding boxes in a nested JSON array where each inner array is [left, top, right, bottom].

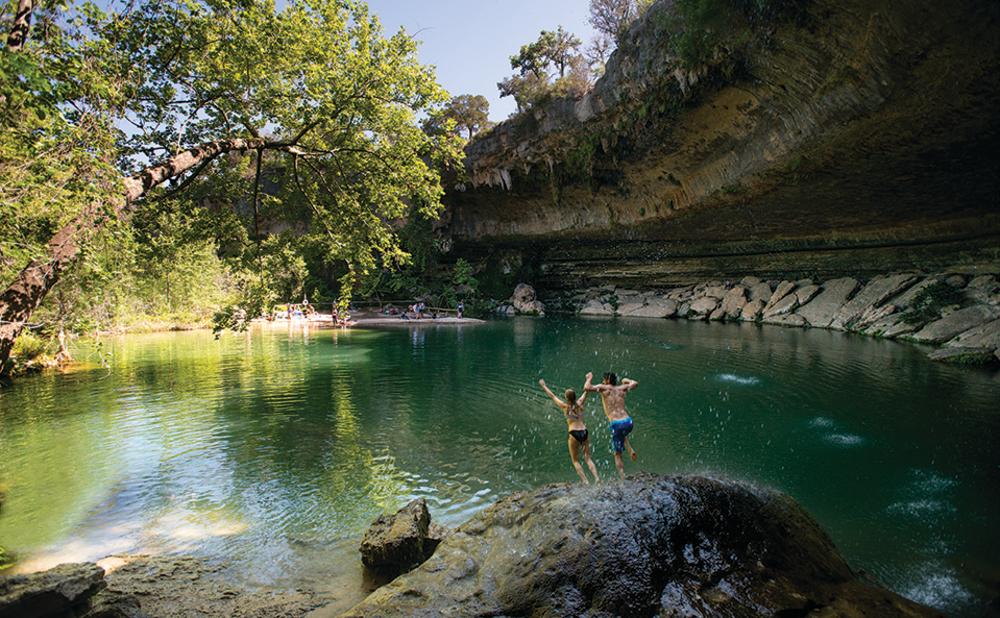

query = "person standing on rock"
[[585, 371, 639, 480], [539, 374, 601, 484]]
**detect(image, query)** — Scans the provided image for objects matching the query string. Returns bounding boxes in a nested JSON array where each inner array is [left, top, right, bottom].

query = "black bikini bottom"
[[569, 429, 589, 444]]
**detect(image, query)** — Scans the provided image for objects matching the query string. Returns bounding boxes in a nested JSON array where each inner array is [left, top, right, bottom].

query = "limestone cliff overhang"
[[449, 0, 1000, 258]]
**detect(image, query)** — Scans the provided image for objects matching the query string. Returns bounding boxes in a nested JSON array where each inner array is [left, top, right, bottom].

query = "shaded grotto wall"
[[444, 0, 1000, 292]]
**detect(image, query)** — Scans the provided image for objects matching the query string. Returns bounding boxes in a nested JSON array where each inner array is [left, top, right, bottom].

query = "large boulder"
[[341, 476, 935, 618], [579, 299, 616, 316], [761, 293, 798, 319], [360, 499, 443, 577], [890, 277, 937, 310], [794, 284, 822, 305], [763, 313, 808, 327], [907, 305, 1000, 344], [944, 318, 1000, 350], [719, 286, 747, 319], [509, 284, 545, 316], [687, 297, 718, 319], [762, 280, 796, 314], [748, 282, 772, 303], [796, 277, 860, 328], [618, 298, 677, 319], [829, 275, 917, 330], [739, 298, 765, 321]]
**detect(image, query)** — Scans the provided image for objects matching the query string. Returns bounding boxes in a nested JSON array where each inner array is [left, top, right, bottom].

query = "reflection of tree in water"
[[326, 356, 409, 517]]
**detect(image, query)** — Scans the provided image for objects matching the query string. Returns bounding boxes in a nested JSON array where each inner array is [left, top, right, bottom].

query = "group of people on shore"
[[538, 371, 639, 482], [384, 300, 465, 320]]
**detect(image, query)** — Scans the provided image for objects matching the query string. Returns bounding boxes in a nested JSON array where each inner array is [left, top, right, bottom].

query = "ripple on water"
[[888, 499, 957, 519], [714, 374, 761, 386], [808, 416, 835, 428], [823, 433, 865, 447], [909, 469, 957, 494]]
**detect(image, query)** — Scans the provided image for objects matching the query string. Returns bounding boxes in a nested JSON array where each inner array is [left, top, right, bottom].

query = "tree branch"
[[6, 0, 32, 51]]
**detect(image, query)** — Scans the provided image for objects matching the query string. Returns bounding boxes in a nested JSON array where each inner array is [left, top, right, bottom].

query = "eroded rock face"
[[448, 0, 1000, 291], [342, 476, 936, 618]]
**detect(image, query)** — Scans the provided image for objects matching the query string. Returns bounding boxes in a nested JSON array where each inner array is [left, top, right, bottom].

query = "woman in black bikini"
[[538, 372, 601, 484]]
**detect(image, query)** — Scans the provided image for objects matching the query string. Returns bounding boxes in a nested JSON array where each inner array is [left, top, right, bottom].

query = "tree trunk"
[[6, 0, 33, 51], [0, 137, 266, 376]]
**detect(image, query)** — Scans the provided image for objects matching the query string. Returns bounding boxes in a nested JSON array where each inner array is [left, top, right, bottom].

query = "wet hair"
[[564, 389, 581, 417], [603, 372, 618, 386]]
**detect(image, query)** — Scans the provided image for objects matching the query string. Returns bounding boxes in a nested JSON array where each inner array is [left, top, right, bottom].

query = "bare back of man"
[[585, 372, 639, 479]]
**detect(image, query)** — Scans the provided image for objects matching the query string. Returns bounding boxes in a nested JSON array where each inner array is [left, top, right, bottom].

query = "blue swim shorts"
[[609, 417, 634, 453]]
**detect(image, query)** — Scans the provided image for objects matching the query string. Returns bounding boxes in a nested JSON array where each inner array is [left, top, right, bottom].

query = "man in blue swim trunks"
[[585, 371, 639, 480]]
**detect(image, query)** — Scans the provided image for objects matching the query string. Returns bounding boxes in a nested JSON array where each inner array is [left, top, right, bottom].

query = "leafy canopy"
[[1, 0, 463, 329]]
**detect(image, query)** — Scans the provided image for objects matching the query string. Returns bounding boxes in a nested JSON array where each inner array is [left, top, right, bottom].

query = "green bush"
[[903, 281, 966, 325], [10, 330, 51, 362]]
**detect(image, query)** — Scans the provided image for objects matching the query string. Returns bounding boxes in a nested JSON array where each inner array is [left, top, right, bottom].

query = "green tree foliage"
[[422, 94, 491, 140], [589, 0, 654, 42], [499, 26, 591, 113], [0, 0, 462, 369]]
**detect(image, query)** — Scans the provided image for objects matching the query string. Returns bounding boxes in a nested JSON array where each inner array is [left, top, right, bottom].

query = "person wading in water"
[[585, 371, 639, 480], [539, 373, 601, 484]]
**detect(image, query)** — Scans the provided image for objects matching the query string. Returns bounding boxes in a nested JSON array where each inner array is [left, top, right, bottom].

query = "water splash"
[[900, 567, 973, 611]]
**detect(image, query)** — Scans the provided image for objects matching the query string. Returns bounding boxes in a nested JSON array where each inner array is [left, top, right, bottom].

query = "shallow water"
[[0, 318, 997, 614]]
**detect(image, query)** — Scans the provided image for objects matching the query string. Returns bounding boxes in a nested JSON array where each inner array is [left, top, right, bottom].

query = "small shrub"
[[11, 331, 51, 362], [902, 282, 966, 325]]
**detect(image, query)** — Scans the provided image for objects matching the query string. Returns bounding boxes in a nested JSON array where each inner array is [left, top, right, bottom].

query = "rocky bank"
[[498, 271, 1000, 365], [343, 475, 937, 617]]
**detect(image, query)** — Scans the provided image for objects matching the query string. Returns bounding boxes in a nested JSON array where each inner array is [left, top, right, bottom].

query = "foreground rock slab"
[[0, 563, 105, 618], [342, 475, 937, 618]]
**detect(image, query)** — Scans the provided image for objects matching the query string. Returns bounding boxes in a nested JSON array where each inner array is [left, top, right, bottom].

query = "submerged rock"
[[927, 346, 997, 365], [359, 499, 443, 577], [342, 475, 936, 617]]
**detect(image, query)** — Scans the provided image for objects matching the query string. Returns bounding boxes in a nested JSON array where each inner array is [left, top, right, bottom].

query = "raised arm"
[[538, 379, 565, 407], [621, 377, 639, 391], [583, 371, 599, 392]]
